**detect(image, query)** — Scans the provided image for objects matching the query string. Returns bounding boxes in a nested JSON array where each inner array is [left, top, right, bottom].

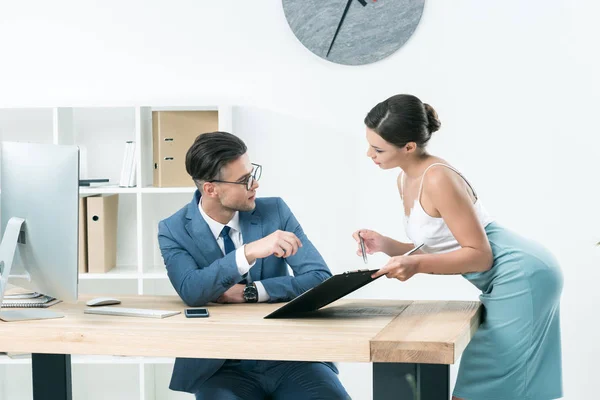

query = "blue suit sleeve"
[[158, 221, 243, 307], [259, 198, 333, 302]]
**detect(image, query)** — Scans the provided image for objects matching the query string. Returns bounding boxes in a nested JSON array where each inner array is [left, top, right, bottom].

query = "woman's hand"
[[372, 255, 421, 281], [352, 229, 387, 256]]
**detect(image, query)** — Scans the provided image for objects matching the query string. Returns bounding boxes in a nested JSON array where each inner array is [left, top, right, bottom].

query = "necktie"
[[220, 226, 247, 284], [220, 226, 236, 255]]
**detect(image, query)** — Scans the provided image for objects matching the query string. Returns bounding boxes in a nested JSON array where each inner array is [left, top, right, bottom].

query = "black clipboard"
[[264, 269, 381, 319]]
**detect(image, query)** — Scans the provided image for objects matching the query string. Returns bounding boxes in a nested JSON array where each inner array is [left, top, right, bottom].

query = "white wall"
[[1, 0, 598, 399]]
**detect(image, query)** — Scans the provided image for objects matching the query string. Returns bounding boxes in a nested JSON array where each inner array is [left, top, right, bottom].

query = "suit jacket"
[[158, 191, 335, 393]]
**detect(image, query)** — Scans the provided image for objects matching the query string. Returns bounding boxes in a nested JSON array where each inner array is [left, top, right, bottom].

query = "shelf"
[[79, 186, 138, 195], [150, 106, 219, 112], [0, 355, 30, 365], [140, 186, 196, 194], [143, 266, 168, 280], [79, 186, 196, 194], [79, 265, 139, 280], [0, 354, 175, 365], [78, 266, 171, 280]]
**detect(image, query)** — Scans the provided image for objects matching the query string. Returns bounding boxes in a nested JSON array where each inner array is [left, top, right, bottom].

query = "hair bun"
[[423, 103, 441, 134]]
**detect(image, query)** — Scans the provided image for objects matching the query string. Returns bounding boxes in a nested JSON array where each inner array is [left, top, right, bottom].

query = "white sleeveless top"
[[401, 163, 495, 254]]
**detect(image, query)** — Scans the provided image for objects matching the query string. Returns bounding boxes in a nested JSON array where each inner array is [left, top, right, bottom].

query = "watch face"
[[282, 0, 425, 65], [244, 285, 258, 302]]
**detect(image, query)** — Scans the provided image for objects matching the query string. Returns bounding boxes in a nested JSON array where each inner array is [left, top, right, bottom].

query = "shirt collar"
[[198, 199, 240, 240]]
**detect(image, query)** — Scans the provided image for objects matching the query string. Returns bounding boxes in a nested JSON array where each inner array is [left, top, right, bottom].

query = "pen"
[[359, 233, 368, 264], [402, 243, 425, 256]]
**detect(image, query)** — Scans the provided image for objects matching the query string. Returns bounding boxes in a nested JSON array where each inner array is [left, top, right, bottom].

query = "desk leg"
[[32, 354, 72, 400], [373, 363, 449, 400]]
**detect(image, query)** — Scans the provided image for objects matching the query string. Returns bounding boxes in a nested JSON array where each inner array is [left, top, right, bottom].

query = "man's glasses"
[[208, 163, 262, 191]]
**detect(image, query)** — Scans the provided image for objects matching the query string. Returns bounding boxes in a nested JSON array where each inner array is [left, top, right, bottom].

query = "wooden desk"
[[0, 296, 481, 400]]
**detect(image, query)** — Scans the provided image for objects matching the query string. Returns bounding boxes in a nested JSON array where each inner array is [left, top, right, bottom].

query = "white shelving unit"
[[0, 355, 176, 366], [0, 105, 232, 400]]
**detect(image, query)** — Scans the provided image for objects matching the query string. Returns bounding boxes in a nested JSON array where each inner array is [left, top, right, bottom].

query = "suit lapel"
[[185, 192, 224, 264], [239, 209, 263, 281]]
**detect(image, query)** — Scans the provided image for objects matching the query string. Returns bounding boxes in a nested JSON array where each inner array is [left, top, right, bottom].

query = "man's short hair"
[[185, 131, 248, 183]]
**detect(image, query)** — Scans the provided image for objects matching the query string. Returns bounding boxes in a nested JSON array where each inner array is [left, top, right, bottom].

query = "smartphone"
[[184, 308, 210, 318]]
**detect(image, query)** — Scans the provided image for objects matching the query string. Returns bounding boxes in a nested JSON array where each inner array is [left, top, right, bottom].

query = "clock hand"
[[326, 0, 369, 57], [326, 0, 354, 57]]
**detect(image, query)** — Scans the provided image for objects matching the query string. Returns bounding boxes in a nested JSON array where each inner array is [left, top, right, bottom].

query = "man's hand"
[[216, 284, 245, 304], [244, 230, 302, 264]]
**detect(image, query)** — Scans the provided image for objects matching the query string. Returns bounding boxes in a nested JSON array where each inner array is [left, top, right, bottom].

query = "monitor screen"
[[0, 142, 79, 304]]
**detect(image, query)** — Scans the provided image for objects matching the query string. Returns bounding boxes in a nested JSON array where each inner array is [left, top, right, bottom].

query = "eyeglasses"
[[208, 163, 262, 191]]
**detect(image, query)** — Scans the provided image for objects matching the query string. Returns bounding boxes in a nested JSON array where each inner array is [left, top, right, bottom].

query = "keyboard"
[[84, 306, 181, 319]]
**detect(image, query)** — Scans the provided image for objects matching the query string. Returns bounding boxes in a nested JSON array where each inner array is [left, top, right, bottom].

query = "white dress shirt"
[[198, 201, 269, 302]]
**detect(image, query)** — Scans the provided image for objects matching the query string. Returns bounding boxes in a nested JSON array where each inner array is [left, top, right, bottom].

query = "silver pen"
[[403, 243, 425, 256], [359, 233, 368, 264]]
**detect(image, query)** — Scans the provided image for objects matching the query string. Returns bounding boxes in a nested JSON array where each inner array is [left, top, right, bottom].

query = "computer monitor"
[[0, 142, 79, 322]]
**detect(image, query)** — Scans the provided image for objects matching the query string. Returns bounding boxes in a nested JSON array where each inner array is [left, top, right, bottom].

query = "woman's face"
[[365, 128, 404, 170]]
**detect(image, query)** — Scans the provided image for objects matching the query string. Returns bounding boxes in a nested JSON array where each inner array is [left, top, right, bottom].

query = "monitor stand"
[[0, 309, 64, 322], [0, 217, 65, 322]]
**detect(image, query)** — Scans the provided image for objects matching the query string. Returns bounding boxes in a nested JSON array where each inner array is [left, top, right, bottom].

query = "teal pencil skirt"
[[453, 222, 563, 400]]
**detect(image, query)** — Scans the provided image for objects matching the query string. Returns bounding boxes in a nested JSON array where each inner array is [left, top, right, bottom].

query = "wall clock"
[[282, 0, 425, 66]]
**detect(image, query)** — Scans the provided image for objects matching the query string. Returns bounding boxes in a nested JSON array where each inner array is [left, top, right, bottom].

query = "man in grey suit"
[[158, 131, 349, 399]]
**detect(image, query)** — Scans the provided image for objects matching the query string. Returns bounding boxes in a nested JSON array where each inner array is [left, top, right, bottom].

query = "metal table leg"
[[373, 363, 450, 400], [32, 354, 72, 400]]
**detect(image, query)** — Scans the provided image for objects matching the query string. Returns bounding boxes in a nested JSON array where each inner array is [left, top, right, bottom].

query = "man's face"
[[214, 153, 259, 212]]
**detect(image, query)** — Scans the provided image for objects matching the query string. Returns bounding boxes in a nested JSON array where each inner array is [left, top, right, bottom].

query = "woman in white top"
[[354, 94, 563, 400]]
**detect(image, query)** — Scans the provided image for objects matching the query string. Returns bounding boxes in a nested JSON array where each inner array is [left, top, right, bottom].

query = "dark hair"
[[185, 131, 247, 182], [364, 94, 441, 148]]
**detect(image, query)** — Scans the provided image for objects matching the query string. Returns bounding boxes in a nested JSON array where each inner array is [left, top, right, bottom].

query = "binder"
[[79, 194, 96, 273], [152, 111, 219, 187], [86, 194, 119, 273], [118, 141, 136, 188], [78, 196, 88, 273]]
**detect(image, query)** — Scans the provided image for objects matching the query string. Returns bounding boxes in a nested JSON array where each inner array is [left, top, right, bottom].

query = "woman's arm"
[[381, 237, 422, 257], [415, 167, 493, 275]]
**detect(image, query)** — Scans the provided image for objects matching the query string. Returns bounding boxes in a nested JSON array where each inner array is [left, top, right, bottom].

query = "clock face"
[[282, 0, 425, 66]]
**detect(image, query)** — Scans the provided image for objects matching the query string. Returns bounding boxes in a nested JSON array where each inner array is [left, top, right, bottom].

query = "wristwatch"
[[243, 282, 258, 303]]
